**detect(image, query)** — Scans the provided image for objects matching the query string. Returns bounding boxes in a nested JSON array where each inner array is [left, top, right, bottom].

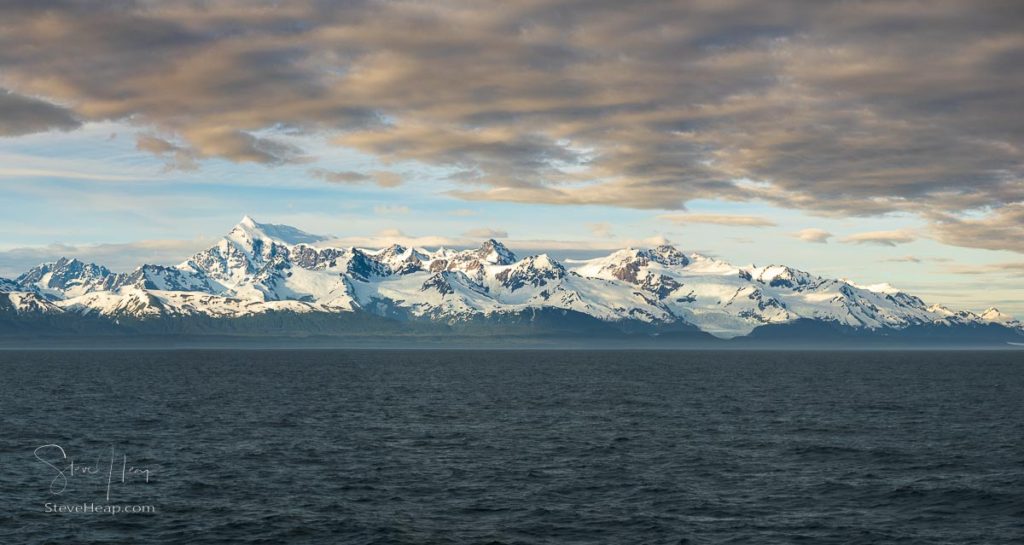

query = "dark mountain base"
[[738, 318, 1024, 348], [2, 312, 1022, 349]]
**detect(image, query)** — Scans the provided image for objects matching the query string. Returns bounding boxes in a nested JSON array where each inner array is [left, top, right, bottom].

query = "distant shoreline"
[[1, 335, 1022, 351]]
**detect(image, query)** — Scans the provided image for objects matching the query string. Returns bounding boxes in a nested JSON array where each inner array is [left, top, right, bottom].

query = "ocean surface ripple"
[[0, 350, 1021, 544]]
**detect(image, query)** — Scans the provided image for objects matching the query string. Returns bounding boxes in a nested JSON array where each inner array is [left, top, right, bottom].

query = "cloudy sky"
[[1, 0, 1022, 315]]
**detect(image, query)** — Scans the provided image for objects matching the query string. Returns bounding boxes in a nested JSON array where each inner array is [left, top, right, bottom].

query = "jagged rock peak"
[[379, 243, 407, 255], [747, 265, 817, 289], [0, 277, 20, 292], [496, 254, 566, 291], [15, 257, 111, 287], [475, 239, 517, 265], [346, 249, 390, 281], [650, 244, 689, 266]]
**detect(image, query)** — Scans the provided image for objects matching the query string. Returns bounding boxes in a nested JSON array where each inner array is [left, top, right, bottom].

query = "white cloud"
[[372, 205, 410, 215], [588, 222, 614, 238], [658, 214, 776, 227], [462, 228, 508, 239], [0, 238, 215, 277], [793, 228, 832, 243], [322, 230, 461, 249]]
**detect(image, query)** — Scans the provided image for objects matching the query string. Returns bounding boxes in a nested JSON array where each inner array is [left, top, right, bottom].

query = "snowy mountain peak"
[[980, 307, 1017, 324], [651, 245, 690, 266], [228, 216, 330, 246], [378, 243, 407, 256], [4, 217, 1021, 342], [15, 256, 111, 296], [528, 253, 559, 269], [575, 246, 690, 283], [495, 254, 566, 291], [927, 303, 955, 316], [0, 291, 62, 315], [748, 265, 816, 289], [475, 239, 517, 265], [841, 280, 903, 295]]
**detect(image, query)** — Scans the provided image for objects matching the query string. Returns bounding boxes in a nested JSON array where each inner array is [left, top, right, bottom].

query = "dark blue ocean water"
[[0, 350, 1021, 544]]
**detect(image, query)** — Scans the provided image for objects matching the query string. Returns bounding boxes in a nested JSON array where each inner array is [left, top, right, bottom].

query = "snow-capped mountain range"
[[1, 216, 1021, 342]]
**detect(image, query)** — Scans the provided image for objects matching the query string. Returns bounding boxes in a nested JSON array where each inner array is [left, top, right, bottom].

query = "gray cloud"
[[880, 255, 953, 264], [136, 134, 198, 170], [0, 89, 80, 136], [310, 168, 404, 188], [840, 230, 917, 246], [882, 255, 922, 263], [0, 1, 1022, 250], [186, 128, 307, 165], [373, 172, 403, 188], [310, 169, 371, 184], [944, 261, 1024, 277], [928, 204, 1024, 254]]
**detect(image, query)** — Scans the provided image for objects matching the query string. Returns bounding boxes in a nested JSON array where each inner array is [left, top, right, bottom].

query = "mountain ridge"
[[1, 216, 1021, 345]]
